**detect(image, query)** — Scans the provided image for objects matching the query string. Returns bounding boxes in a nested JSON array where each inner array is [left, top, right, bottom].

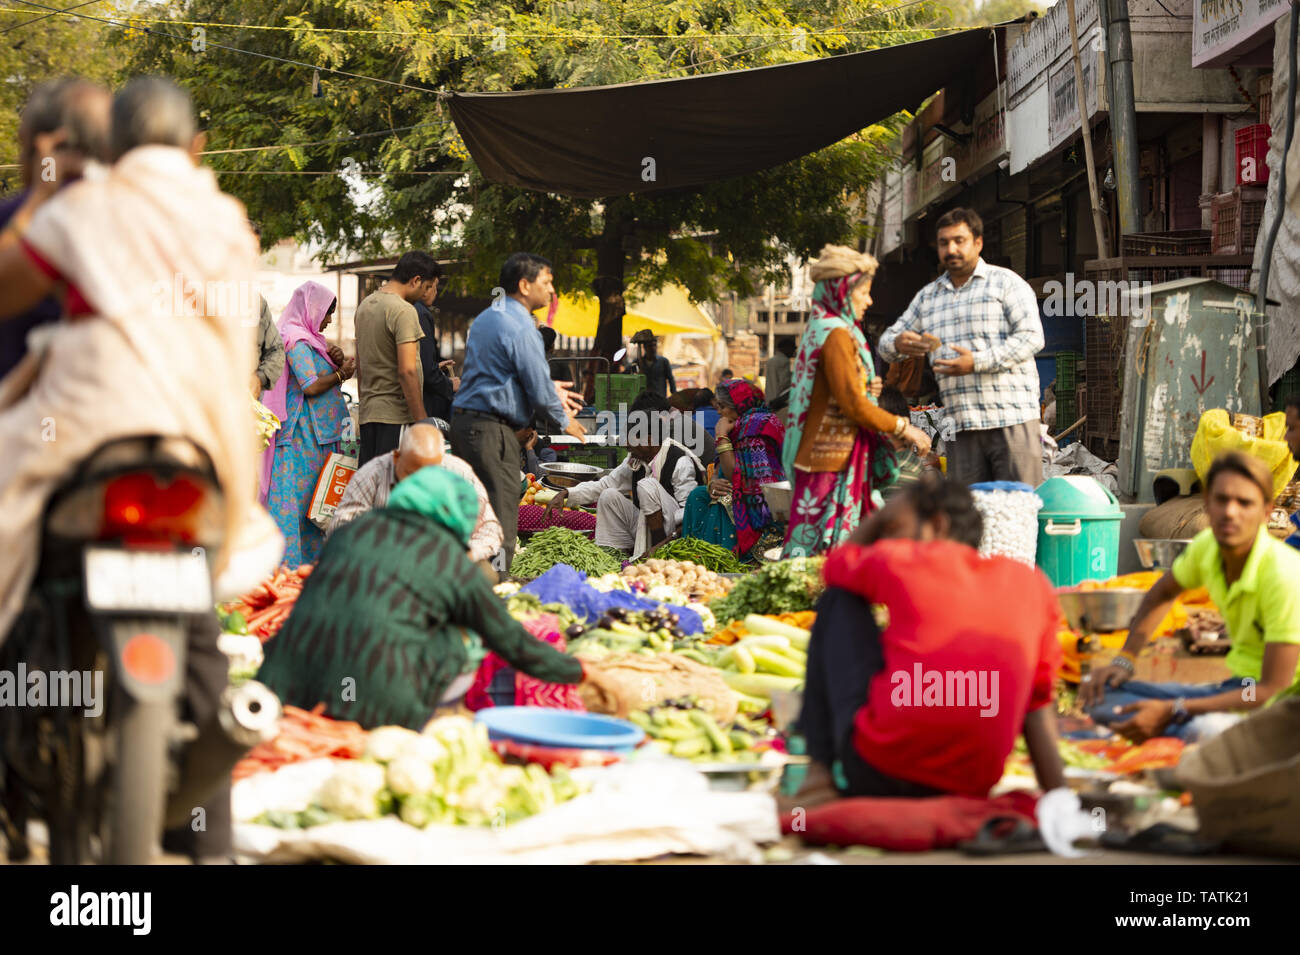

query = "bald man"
[[327, 422, 504, 566]]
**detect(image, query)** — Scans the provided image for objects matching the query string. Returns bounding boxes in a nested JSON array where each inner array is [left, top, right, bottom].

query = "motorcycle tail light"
[[101, 473, 206, 544]]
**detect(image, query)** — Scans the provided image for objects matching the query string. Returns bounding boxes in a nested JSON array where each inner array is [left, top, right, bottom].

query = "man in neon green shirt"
[[1080, 451, 1300, 742]]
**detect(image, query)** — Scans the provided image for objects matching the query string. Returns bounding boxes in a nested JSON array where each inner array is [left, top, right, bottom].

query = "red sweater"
[[823, 539, 1062, 798]]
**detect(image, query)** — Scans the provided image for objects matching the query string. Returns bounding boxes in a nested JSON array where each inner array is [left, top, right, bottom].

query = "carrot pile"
[[232, 703, 368, 782], [224, 564, 313, 643], [1102, 737, 1185, 775]]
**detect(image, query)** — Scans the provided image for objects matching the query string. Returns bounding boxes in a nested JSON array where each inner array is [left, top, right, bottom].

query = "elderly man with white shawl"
[[0, 77, 281, 644], [543, 403, 705, 557]]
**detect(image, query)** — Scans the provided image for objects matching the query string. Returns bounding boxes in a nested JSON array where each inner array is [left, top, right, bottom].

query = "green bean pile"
[[509, 527, 623, 579], [641, 537, 744, 574]]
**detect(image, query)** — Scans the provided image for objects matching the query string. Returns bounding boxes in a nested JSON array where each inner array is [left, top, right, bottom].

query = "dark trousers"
[[947, 419, 1043, 487], [452, 412, 522, 566], [799, 588, 945, 798], [358, 422, 405, 468]]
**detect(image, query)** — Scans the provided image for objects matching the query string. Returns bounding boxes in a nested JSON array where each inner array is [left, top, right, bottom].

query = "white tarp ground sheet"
[[232, 757, 781, 865]]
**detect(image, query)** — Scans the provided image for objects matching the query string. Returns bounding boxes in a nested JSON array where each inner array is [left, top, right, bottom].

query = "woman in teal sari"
[[781, 245, 931, 558]]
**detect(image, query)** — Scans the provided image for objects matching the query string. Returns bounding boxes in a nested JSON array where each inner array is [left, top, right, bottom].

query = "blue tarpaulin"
[[520, 564, 704, 635]]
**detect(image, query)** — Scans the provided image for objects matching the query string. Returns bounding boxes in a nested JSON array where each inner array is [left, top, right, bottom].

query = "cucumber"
[[743, 614, 811, 650], [732, 645, 757, 674], [748, 646, 805, 679], [688, 709, 732, 754], [671, 737, 710, 758]]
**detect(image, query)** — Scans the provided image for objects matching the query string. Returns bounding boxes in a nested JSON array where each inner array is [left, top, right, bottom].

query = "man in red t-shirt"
[[792, 473, 1067, 807]]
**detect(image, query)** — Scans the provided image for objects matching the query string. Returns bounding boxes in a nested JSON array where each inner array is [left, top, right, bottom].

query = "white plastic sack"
[[970, 487, 1041, 566], [231, 756, 780, 865]]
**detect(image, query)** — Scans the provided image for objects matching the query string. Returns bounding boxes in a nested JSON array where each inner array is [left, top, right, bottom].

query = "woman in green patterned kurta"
[[258, 467, 586, 729]]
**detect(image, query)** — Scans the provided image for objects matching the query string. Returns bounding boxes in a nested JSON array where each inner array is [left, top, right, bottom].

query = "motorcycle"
[[0, 434, 281, 864]]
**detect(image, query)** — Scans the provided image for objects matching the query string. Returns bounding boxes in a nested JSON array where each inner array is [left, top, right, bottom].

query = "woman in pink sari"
[[261, 281, 354, 565]]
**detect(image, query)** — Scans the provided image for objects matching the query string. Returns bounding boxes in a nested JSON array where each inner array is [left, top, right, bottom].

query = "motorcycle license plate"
[[84, 547, 212, 614]]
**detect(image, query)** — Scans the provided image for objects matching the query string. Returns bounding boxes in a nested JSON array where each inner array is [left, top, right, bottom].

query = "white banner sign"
[[1192, 0, 1289, 66], [1047, 38, 1105, 150], [1007, 0, 1099, 103]]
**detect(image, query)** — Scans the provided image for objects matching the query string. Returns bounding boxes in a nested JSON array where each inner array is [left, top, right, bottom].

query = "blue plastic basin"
[[474, 706, 645, 751]]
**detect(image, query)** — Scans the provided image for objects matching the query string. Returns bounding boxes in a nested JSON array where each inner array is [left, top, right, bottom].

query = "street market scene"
[[2, 0, 1300, 892]]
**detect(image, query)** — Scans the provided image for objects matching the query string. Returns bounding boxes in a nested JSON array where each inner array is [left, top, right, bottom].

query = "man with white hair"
[[328, 420, 503, 567], [0, 78, 112, 378]]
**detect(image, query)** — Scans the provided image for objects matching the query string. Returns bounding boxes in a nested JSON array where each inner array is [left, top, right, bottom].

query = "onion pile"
[[621, 559, 734, 602]]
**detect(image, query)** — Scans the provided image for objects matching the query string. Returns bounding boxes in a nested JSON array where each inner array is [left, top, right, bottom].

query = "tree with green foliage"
[[125, 0, 952, 355], [0, 3, 128, 191]]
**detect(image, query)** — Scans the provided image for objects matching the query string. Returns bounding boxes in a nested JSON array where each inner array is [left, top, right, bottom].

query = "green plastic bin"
[[1035, 476, 1123, 587]]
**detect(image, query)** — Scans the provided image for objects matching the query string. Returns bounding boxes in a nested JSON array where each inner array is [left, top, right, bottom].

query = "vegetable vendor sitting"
[[258, 466, 615, 729], [544, 393, 705, 557], [789, 472, 1067, 807], [1079, 451, 1300, 742], [680, 377, 787, 559]]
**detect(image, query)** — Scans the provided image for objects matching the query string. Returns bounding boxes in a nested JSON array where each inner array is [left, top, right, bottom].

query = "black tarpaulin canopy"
[[446, 27, 998, 199]]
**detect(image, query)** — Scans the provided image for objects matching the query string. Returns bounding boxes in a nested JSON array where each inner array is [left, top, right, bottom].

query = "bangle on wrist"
[[1110, 654, 1136, 676], [1116, 649, 1138, 663], [893, 416, 908, 437]]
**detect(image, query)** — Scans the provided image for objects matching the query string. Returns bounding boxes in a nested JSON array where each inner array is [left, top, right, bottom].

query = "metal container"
[[1132, 538, 1192, 570], [539, 462, 605, 488], [762, 481, 793, 521], [1056, 588, 1148, 633]]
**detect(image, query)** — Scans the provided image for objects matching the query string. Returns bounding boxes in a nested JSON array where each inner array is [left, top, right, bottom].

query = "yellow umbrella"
[[537, 285, 719, 339]]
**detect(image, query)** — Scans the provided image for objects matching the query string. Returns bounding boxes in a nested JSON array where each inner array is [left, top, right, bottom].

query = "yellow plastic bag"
[[1190, 409, 1294, 500]]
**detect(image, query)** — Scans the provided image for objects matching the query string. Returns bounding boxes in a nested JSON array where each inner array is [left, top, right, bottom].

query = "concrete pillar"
[[1199, 113, 1221, 231]]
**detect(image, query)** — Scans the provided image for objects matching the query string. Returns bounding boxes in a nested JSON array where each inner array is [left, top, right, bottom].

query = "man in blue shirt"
[[452, 253, 585, 566]]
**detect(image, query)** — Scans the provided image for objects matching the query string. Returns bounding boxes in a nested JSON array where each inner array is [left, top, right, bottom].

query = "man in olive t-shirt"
[[355, 251, 442, 466]]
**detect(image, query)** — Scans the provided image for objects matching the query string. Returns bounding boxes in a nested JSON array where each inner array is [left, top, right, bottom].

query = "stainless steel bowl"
[[539, 461, 605, 488], [1133, 538, 1192, 570], [1056, 588, 1148, 633]]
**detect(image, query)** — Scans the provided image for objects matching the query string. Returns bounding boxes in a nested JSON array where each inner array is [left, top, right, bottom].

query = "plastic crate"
[[1212, 187, 1268, 255], [1119, 231, 1212, 257], [1274, 367, 1300, 413], [594, 373, 646, 411], [1056, 396, 1077, 429], [1083, 314, 1126, 458], [1235, 123, 1271, 186], [562, 446, 621, 470], [1056, 352, 1080, 394]]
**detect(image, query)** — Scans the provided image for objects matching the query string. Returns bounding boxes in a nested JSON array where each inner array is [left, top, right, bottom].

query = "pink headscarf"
[[259, 280, 338, 502]]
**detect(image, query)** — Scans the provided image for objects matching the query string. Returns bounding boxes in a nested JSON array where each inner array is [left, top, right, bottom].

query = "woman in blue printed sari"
[[261, 280, 354, 565]]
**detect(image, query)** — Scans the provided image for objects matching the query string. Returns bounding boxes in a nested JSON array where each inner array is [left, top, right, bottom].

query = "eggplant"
[[565, 623, 586, 639], [596, 614, 615, 630]]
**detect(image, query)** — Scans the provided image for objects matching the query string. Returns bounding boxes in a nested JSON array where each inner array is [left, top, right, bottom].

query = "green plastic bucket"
[[1035, 476, 1123, 587]]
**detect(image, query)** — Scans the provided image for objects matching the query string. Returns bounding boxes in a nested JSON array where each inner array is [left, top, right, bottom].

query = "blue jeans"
[[1087, 676, 1247, 742]]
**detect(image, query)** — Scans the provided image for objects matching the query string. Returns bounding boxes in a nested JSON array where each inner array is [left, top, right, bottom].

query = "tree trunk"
[[591, 200, 630, 363]]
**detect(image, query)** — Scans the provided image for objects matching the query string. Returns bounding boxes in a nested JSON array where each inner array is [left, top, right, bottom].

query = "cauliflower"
[[687, 601, 716, 633], [317, 761, 388, 820], [399, 793, 446, 829], [397, 733, 447, 766], [423, 715, 476, 746], [386, 754, 438, 796], [365, 725, 421, 763], [493, 581, 521, 597], [646, 584, 684, 604]]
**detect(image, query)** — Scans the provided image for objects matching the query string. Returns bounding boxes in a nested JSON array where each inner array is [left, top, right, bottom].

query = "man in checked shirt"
[[879, 208, 1045, 486]]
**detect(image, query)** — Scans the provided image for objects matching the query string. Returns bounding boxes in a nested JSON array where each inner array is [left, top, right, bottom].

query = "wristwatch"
[[1170, 697, 1191, 725]]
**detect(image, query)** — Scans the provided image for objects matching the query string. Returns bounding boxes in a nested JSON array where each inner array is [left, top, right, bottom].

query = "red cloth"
[[823, 539, 1063, 798], [465, 612, 587, 712], [21, 238, 93, 316], [780, 791, 1040, 851]]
